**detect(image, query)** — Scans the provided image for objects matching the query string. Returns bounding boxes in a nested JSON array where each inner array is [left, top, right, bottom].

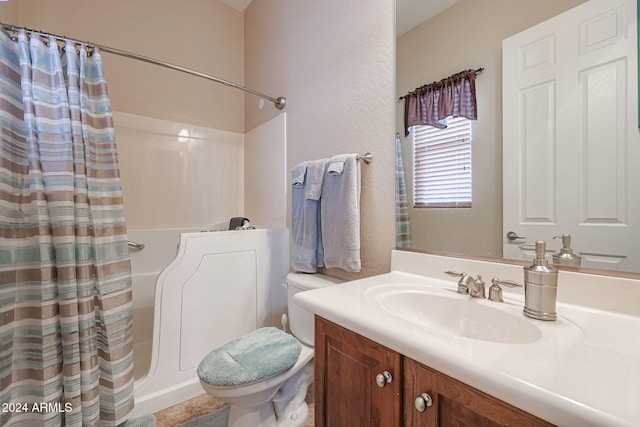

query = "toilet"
[[197, 272, 342, 427]]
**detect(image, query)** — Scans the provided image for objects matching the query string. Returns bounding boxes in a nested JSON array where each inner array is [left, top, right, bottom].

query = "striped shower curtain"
[[395, 134, 411, 247], [0, 29, 134, 426]]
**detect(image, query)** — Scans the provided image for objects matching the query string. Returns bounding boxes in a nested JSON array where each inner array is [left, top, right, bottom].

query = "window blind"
[[413, 117, 472, 208]]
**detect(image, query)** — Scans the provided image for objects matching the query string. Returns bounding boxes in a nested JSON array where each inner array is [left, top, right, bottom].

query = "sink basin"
[[366, 284, 542, 344]]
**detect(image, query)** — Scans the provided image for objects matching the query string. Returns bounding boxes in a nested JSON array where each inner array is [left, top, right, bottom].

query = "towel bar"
[[357, 153, 373, 164], [128, 240, 145, 250]]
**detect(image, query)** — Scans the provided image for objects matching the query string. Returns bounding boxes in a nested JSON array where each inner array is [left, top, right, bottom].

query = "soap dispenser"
[[552, 234, 582, 267], [523, 240, 558, 321]]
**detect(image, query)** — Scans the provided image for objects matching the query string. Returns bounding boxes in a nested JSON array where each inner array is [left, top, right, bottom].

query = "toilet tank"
[[286, 273, 342, 346]]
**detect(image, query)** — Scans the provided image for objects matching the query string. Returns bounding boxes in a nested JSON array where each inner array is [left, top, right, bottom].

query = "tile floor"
[[154, 393, 314, 427]]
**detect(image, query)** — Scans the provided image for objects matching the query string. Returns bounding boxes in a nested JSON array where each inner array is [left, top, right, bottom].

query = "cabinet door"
[[403, 359, 554, 427], [315, 317, 402, 427]]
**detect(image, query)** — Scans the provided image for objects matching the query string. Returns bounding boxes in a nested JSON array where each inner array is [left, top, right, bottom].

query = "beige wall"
[[5, 0, 244, 132], [245, 0, 397, 279], [0, 2, 19, 21], [396, 0, 585, 257]]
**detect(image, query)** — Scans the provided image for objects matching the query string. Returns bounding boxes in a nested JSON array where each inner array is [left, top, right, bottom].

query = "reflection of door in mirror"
[[503, 0, 640, 273], [393, 0, 640, 275]]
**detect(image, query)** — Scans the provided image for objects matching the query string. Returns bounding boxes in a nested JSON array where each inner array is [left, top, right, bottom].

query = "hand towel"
[[291, 160, 324, 272], [320, 153, 361, 272], [292, 161, 308, 187], [305, 158, 328, 201], [305, 158, 328, 267], [326, 153, 351, 175]]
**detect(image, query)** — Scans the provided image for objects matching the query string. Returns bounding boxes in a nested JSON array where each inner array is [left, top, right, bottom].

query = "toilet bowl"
[[197, 272, 342, 427]]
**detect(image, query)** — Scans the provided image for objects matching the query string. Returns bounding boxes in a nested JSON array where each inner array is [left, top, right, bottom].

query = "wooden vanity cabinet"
[[314, 316, 402, 426], [315, 316, 554, 427], [404, 358, 554, 426]]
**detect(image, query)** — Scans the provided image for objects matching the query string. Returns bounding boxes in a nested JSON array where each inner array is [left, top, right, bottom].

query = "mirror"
[[395, 0, 640, 275]]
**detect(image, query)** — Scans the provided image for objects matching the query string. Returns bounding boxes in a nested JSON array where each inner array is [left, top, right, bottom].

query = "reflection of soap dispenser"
[[523, 241, 558, 321], [552, 234, 582, 267]]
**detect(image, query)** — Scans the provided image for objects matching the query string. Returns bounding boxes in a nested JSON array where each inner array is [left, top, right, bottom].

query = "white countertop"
[[295, 265, 640, 427]]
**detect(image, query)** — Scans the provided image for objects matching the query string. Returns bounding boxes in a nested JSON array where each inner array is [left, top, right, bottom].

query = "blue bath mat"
[[119, 414, 156, 427], [178, 406, 229, 427]]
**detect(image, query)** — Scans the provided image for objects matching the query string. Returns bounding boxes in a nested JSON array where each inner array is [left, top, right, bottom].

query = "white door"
[[503, 0, 640, 272]]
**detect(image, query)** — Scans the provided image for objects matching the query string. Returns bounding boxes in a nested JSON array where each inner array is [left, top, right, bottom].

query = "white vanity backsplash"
[[391, 250, 640, 317]]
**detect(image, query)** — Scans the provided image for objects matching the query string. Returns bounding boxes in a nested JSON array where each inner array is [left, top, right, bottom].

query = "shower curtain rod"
[[0, 22, 287, 110]]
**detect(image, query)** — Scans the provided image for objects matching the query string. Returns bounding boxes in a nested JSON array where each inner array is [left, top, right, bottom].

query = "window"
[[412, 117, 472, 208]]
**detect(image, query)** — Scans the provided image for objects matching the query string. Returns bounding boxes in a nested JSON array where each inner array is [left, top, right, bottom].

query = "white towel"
[[326, 153, 351, 175], [320, 153, 361, 272], [291, 160, 324, 272]]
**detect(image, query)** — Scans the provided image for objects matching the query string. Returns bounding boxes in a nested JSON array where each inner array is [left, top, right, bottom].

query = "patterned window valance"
[[402, 68, 480, 136]]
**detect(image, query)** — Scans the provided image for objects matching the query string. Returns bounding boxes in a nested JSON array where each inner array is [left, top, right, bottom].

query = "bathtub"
[[127, 227, 289, 418]]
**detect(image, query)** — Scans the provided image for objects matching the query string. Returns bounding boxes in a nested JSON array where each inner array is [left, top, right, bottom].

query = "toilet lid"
[[197, 327, 302, 387]]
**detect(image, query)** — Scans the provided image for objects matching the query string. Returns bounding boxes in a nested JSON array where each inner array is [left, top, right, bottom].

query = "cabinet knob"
[[414, 393, 433, 412], [375, 370, 393, 387]]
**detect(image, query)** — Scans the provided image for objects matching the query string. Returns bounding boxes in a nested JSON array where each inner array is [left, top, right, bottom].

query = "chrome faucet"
[[445, 271, 485, 298], [468, 275, 486, 298]]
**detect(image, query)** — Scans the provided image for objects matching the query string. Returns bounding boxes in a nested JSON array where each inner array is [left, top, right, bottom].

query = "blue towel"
[[306, 159, 328, 267], [292, 161, 308, 187], [321, 153, 361, 272], [291, 160, 325, 272]]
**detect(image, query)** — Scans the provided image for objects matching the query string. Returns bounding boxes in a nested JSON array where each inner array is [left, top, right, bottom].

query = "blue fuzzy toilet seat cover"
[[197, 327, 302, 387]]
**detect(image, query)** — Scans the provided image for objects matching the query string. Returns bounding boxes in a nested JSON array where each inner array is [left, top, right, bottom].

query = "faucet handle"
[[444, 271, 470, 295], [488, 278, 523, 302], [444, 270, 465, 278], [492, 277, 523, 288]]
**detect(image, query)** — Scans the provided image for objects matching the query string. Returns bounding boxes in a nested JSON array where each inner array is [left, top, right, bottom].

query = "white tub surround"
[[295, 250, 640, 427], [114, 111, 245, 230]]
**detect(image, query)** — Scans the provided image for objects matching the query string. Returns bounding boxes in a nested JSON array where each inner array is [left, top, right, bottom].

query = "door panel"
[[503, 0, 639, 271]]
